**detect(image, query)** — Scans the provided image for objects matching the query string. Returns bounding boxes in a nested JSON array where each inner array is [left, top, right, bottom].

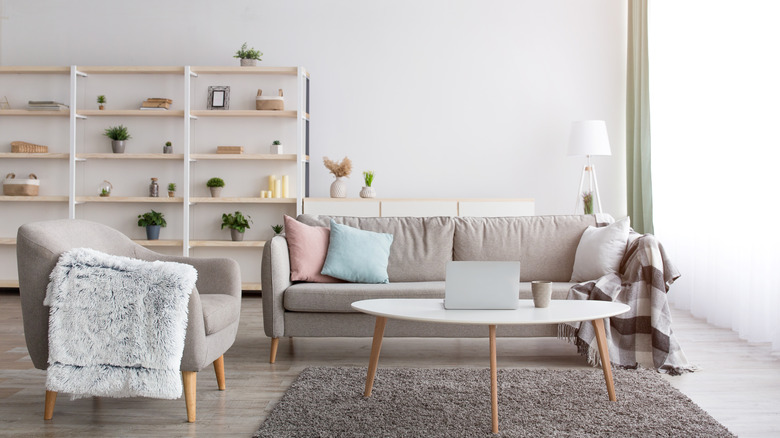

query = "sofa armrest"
[[261, 235, 292, 338]]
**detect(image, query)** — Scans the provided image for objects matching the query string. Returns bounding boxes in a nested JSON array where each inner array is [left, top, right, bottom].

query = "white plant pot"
[[270, 144, 283, 154], [360, 186, 376, 198], [330, 177, 347, 198], [240, 58, 257, 67]]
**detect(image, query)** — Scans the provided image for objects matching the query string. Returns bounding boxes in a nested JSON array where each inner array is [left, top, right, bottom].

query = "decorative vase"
[[240, 58, 257, 67], [149, 178, 159, 197], [230, 229, 244, 241], [330, 177, 347, 198], [111, 140, 125, 154], [210, 187, 223, 198], [145, 225, 161, 240], [163, 145, 173, 154], [360, 186, 376, 198]]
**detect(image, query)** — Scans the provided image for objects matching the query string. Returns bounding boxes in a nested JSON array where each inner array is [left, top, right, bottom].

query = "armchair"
[[16, 219, 242, 422]]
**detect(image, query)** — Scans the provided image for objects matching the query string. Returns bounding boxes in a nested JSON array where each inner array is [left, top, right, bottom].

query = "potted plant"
[[98, 180, 112, 197], [233, 42, 263, 67], [271, 140, 283, 154], [221, 211, 252, 241], [137, 209, 167, 240], [97, 95, 106, 110], [360, 170, 376, 198], [163, 141, 173, 154], [323, 156, 352, 198], [207, 177, 225, 197], [271, 224, 284, 236], [167, 182, 176, 198], [103, 124, 131, 154], [582, 191, 594, 215]]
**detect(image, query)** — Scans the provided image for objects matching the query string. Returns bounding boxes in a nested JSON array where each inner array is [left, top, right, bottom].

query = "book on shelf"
[[145, 98, 173, 104], [141, 101, 171, 109], [217, 146, 244, 154], [27, 100, 69, 110], [139, 107, 169, 111]]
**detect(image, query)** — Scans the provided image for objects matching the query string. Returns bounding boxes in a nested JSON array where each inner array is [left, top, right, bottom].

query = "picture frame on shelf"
[[207, 86, 230, 110]]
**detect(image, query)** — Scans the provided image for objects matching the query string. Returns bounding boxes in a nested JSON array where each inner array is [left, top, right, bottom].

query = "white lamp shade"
[[567, 120, 611, 156]]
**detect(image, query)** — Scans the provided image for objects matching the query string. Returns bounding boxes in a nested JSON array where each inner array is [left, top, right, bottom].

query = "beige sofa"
[[261, 214, 627, 363]]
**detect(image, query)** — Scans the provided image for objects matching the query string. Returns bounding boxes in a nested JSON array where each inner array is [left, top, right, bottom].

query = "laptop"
[[444, 261, 521, 310]]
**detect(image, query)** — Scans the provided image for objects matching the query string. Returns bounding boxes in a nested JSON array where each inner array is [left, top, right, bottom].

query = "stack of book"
[[217, 146, 244, 154], [140, 98, 172, 110], [28, 100, 69, 111]]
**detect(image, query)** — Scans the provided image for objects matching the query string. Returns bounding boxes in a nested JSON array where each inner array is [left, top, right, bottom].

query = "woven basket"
[[3, 173, 40, 196], [11, 141, 48, 153], [256, 89, 284, 111]]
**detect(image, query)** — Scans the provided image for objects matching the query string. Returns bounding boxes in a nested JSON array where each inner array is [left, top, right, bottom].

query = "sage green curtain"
[[627, 0, 654, 234]]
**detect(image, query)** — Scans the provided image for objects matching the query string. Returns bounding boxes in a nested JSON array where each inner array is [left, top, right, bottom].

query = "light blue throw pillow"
[[321, 220, 394, 283]]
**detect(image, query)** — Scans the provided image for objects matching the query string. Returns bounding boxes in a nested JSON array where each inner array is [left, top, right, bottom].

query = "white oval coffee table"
[[351, 298, 630, 434]]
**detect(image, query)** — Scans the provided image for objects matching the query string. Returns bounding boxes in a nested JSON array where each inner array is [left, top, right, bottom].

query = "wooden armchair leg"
[[270, 337, 279, 364], [213, 355, 226, 390], [182, 371, 197, 423], [44, 390, 57, 420]]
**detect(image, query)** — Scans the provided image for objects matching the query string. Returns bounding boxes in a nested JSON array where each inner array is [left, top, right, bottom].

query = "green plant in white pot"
[[234, 42, 263, 66], [222, 211, 252, 241], [137, 209, 167, 240], [207, 177, 225, 197], [104, 125, 131, 154], [360, 170, 376, 198]]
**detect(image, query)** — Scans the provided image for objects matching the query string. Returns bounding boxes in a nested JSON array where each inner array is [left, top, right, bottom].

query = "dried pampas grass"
[[323, 156, 352, 178]]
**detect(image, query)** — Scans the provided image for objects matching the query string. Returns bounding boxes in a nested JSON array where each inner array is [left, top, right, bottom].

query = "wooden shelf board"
[[0, 153, 69, 159], [0, 109, 69, 116], [303, 197, 536, 202], [190, 197, 296, 204], [0, 66, 70, 74], [190, 110, 296, 118], [76, 153, 184, 160], [190, 153, 297, 161], [0, 238, 16, 245], [190, 240, 266, 248], [77, 66, 185, 74], [76, 196, 184, 203], [134, 240, 183, 247], [78, 110, 184, 117], [0, 196, 68, 202], [0, 280, 19, 288], [242, 283, 262, 291], [190, 66, 298, 75]]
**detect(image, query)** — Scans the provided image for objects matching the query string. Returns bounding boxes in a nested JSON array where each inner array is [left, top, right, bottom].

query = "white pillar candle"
[[274, 179, 282, 198], [282, 175, 289, 198], [268, 175, 276, 193]]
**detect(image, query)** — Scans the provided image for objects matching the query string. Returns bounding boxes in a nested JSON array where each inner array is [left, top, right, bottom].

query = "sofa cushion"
[[298, 215, 455, 282], [283, 281, 574, 313], [200, 294, 241, 335], [321, 220, 393, 283], [284, 215, 341, 283], [453, 215, 598, 282], [571, 216, 630, 282]]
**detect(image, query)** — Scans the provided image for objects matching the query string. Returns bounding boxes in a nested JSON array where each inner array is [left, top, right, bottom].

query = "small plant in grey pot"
[[207, 177, 225, 197], [234, 42, 263, 66], [104, 124, 131, 153], [137, 209, 167, 240], [222, 211, 252, 241], [163, 141, 173, 154]]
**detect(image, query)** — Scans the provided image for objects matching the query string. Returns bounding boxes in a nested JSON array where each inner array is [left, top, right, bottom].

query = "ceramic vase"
[[360, 186, 376, 198], [330, 177, 347, 198]]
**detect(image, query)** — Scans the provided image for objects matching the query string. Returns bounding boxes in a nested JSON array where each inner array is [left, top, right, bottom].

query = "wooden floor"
[[0, 290, 778, 437]]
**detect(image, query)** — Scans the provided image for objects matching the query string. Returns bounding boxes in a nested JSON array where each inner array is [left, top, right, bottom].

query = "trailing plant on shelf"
[[271, 224, 284, 235], [222, 211, 252, 241], [97, 95, 106, 110], [137, 209, 167, 240], [360, 170, 376, 198], [234, 42, 263, 66], [103, 124, 131, 153]]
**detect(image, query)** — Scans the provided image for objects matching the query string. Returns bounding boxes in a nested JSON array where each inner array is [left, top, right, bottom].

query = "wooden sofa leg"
[[213, 355, 226, 390], [182, 371, 197, 423], [44, 390, 57, 420], [270, 337, 279, 364]]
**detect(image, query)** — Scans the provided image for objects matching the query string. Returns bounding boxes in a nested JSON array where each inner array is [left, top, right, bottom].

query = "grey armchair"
[[16, 219, 242, 422]]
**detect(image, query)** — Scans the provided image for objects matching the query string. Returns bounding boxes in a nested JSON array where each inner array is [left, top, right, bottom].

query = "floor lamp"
[[568, 120, 611, 214]]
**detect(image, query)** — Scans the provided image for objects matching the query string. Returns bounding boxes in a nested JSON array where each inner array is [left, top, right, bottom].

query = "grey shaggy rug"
[[255, 367, 734, 437]]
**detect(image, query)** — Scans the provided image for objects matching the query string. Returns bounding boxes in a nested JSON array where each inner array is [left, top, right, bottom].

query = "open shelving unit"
[[0, 65, 310, 290]]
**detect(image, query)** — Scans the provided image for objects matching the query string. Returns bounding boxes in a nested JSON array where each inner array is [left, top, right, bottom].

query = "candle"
[[274, 179, 282, 198], [282, 175, 289, 198], [268, 175, 276, 193]]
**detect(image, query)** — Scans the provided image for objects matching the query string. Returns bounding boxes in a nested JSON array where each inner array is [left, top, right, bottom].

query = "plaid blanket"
[[560, 232, 695, 375]]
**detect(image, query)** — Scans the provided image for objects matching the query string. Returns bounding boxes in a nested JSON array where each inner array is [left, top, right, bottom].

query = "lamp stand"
[[574, 155, 602, 214]]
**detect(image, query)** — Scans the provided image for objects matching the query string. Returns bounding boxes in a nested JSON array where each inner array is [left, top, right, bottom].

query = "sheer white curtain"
[[650, 1, 780, 352]]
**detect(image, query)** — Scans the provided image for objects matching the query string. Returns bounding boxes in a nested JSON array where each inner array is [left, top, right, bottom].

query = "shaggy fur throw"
[[44, 248, 197, 400]]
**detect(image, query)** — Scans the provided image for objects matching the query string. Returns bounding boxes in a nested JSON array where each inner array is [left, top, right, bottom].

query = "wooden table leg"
[[592, 318, 617, 401], [364, 316, 387, 397], [489, 324, 498, 434]]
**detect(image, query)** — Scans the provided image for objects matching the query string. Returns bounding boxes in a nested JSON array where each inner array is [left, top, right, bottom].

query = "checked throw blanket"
[[561, 233, 695, 375]]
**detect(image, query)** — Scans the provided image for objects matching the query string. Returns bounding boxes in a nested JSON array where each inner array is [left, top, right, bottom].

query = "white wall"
[[0, 0, 627, 216]]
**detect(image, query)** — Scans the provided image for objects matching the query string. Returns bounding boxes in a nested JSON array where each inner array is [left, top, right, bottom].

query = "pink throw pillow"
[[284, 215, 341, 283]]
